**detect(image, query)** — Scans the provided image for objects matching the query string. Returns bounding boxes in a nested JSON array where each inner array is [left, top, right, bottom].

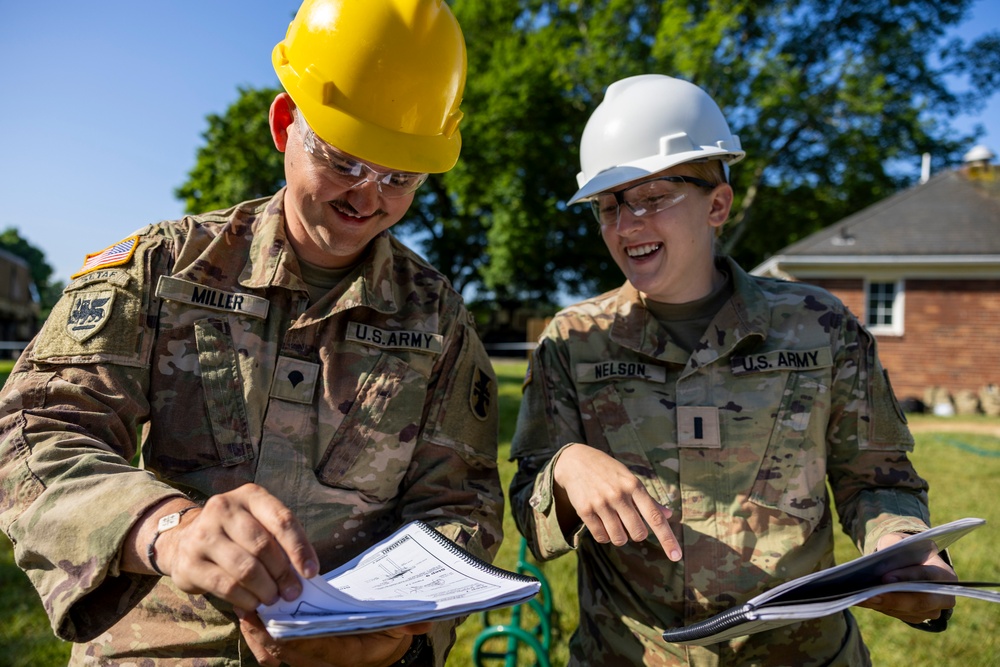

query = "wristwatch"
[[394, 634, 428, 666], [147, 505, 200, 576]]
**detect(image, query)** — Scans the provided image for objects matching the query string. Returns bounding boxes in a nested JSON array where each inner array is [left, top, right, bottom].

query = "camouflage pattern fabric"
[[0, 190, 503, 666], [509, 257, 930, 667]]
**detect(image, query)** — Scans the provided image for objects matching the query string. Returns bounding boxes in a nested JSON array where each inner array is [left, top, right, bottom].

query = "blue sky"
[[1, 1, 998, 284]]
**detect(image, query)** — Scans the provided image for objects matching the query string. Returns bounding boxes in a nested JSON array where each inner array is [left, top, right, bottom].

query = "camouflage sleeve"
[[509, 333, 586, 561], [0, 238, 183, 642], [399, 307, 503, 665], [826, 313, 930, 555]]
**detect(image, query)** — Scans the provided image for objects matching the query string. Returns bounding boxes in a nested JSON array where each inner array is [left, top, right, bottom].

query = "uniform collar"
[[609, 256, 769, 366], [239, 189, 398, 315]]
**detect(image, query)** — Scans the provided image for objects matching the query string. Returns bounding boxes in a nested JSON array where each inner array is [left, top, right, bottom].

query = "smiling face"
[[269, 93, 416, 269], [598, 163, 733, 303]]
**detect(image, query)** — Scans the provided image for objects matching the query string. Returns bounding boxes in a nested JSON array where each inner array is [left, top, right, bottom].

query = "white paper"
[[258, 521, 540, 639]]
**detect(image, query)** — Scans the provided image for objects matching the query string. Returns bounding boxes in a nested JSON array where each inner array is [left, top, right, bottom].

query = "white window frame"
[[864, 278, 905, 336]]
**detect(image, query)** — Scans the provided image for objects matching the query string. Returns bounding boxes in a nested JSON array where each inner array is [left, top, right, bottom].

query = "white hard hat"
[[570, 74, 745, 204], [963, 145, 996, 163]]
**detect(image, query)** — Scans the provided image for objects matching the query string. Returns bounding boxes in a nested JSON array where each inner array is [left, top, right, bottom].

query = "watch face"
[[157, 512, 182, 532]]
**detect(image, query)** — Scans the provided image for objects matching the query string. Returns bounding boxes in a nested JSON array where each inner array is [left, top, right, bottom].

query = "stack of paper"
[[258, 521, 540, 639]]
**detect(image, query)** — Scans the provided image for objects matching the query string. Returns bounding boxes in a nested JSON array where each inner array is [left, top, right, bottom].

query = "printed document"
[[258, 521, 540, 639]]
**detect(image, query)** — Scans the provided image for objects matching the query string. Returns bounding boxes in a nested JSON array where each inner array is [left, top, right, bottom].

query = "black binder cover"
[[662, 518, 1000, 646]]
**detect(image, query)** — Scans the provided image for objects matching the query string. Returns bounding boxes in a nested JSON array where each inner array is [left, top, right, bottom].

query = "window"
[[865, 279, 904, 335]]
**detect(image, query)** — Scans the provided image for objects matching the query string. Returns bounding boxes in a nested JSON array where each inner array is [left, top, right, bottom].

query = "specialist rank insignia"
[[470, 366, 493, 421], [66, 289, 115, 342]]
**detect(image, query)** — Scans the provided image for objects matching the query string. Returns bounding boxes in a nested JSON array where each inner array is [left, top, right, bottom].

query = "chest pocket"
[[748, 369, 830, 527], [584, 383, 673, 507], [146, 318, 254, 478], [315, 353, 423, 503]]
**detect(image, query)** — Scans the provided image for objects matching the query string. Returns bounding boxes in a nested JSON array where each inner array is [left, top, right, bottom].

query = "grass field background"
[[1, 358, 998, 666]]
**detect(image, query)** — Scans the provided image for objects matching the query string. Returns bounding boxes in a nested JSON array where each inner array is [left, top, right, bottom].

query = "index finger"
[[242, 485, 320, 581], [634, 494, 681, 561]]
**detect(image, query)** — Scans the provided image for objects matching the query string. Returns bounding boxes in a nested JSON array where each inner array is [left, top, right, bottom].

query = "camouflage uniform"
[[0, 190, 503, 666], [510, 257, 930, 667]]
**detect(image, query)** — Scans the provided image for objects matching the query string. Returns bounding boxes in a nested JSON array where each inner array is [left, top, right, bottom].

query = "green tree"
[[442, 0, 1000, 300], [174, 2, 1000, 306], [0, 227, 61, 315], [175, 86, 286, 213]]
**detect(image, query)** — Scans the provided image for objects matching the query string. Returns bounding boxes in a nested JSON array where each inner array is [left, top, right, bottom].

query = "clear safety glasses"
[[295, 112, 428, 197], [590, 175, 718, 226]]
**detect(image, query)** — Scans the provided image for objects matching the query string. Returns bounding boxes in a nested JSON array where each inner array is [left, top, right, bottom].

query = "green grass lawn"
[[2, 358, 999, 666]]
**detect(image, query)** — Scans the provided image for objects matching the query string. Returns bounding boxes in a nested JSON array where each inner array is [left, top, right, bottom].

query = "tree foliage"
[[426, 0, 1000, 304], [173, 2, 1000, 307], [175, 86, 286, 213]]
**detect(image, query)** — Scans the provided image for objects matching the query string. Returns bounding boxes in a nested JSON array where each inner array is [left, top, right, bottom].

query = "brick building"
[[0, 247, 38, 349], [752, 146, 1000, 406]]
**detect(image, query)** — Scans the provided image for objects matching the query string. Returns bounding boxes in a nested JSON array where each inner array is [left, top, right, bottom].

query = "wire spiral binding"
[[662, 604, 754, 643], [414, 521, 539, 584]]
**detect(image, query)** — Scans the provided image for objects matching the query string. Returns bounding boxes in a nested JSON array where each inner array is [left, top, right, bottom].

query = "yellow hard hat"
[[273, 0, 467, 174]]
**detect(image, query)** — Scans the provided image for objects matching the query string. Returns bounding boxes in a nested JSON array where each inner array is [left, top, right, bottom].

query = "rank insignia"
[[66, 289, 115, 342], [470, 366, 493, 421]]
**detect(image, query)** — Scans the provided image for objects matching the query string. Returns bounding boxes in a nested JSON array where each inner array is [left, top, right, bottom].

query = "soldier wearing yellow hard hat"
[[0, 1, 503, 665]]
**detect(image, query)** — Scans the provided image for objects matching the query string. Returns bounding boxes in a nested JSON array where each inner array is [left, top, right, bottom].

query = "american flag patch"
[[71, 236, 139, 278]]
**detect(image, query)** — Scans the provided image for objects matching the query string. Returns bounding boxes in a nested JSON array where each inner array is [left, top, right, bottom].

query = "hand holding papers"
[[662, 517, 1000, 646], [258, 521, 540, 639]]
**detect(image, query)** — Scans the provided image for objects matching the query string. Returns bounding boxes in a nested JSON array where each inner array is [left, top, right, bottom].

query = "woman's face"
[[598, 165, 733, 303]]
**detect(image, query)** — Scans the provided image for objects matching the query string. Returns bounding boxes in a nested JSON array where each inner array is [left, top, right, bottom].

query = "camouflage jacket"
[[509, 257, 930, 667], [0, 190, 503, 666]]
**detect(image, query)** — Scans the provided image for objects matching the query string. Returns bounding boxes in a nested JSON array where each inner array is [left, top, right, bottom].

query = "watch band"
[[147, 506, 200, 577], [394, 634, 428, 666]]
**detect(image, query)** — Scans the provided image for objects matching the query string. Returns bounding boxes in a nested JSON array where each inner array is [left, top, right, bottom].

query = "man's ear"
[[269, 93, 295, 152]]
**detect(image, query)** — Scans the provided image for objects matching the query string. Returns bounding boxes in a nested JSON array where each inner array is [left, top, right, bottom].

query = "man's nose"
[[347, 177, 381, 215]]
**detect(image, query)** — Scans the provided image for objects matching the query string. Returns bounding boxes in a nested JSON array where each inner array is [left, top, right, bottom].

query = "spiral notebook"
[[257, 521, 540, 639], [662, 517, 1000, 646]]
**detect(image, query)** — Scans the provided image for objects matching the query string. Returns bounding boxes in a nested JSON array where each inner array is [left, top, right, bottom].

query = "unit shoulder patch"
[[470, 365, 493, 421], [71, 236, 139, 279], [66, 289, 115, 342]]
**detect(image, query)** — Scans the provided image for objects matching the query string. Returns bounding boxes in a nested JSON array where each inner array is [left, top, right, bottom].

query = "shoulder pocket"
[[862, 334, 914, 451]]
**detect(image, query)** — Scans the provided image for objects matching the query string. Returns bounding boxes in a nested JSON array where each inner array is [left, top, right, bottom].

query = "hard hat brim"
[[568, 147, 745, 205]]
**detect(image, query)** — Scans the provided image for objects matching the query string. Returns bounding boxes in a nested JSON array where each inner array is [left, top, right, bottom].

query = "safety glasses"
[[590, 175, 717, 226], [295, 112, 428, 197]]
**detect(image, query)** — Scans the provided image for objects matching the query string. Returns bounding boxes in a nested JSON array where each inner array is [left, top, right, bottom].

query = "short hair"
[[677, 158, 728, 185]]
